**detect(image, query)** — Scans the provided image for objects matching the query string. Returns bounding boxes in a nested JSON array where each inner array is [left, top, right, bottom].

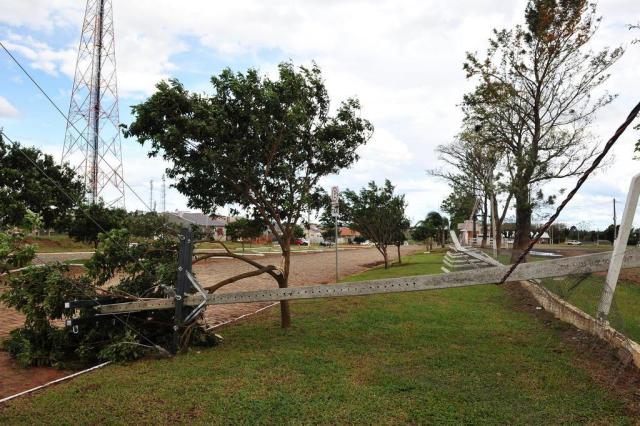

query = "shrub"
[[1, 229, 218, 368]]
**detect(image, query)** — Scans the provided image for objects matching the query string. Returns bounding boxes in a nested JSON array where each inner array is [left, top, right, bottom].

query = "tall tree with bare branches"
[[465, 0, 624, 262]]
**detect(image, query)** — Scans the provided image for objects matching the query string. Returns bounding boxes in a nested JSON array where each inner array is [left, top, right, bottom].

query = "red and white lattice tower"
[[62, 0, 125, 206]]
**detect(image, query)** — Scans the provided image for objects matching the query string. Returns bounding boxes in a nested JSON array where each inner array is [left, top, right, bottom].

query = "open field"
[[1, 252, 637, 424]]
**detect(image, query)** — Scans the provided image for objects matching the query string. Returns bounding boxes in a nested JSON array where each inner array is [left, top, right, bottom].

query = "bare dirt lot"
[[195, 246, 421, 326], [0, 245, 421, 399]]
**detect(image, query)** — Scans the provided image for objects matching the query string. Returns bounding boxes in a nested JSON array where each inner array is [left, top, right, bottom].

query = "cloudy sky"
[[0, 0, 638, 229]]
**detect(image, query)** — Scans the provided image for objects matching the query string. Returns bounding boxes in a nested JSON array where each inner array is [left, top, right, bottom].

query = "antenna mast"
[[62, 0, 125, 206]]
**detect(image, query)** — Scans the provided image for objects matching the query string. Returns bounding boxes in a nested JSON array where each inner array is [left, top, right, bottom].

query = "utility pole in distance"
[[613, 198, 617, 243], [162, 174, 166, 212], [149, 179, 154, 212]]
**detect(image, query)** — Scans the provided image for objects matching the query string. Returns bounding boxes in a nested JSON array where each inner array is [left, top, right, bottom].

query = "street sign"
[[331, 186, 339, 217]]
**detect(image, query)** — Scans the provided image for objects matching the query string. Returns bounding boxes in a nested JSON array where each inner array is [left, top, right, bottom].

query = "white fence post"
[[596, 173, 640, 321]]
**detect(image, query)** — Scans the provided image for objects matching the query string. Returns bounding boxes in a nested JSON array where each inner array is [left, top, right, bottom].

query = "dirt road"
[[195, 246, 421, 326]]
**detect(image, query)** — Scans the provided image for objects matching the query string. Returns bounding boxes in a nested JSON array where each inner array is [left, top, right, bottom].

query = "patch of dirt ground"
[[195, 246, 420, 327]]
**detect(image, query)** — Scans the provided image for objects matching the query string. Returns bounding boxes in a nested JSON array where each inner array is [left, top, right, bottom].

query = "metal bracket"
[[183, 270, 208, 324]]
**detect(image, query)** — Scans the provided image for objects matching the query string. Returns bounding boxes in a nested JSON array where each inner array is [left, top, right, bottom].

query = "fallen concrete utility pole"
[[95, 250, 640, 314]]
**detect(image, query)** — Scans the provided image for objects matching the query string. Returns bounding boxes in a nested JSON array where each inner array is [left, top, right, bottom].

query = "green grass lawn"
[[26, 235, 93, 253], [0, 253, 633, 424], [541, 275, 640, 343]]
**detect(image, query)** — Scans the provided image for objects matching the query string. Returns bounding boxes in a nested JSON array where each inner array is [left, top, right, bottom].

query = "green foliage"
[[412, 212, 449, 246], [125, 61, 372, 251], [125, 61, 372, 327], [22, 209, 44, 233], [440, 185, 475, 227], [125, 211, 169, 238], [67, 202, 128, 247], [225, 217, 266, 242], [0, 231, 35, 273], [292, 224, 305, 240], [1, 229, 217, 368], [343, 180, 407, 268], [0, 135, 84, 230]]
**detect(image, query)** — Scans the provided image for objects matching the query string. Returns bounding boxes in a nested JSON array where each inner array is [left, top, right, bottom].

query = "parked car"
[[319, 240, 334, 247], [566, 240, 582, 245], [294, 238, 309, 246]]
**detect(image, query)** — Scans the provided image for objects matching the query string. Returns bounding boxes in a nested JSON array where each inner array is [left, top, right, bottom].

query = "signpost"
[[331, 186, 339, 283]]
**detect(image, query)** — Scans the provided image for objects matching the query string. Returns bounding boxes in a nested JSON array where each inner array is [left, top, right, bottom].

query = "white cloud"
[[0, 96, 19, 117], [2, 0, 639, 225]]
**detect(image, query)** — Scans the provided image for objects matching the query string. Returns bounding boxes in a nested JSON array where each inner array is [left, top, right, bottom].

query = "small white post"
[[596, 173, 640, 320]]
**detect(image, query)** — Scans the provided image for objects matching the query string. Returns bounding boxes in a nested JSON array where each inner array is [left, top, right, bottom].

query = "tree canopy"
[[343, 180, 407, 269], [0, 135, 84, 230], [463, 0, 623, 261], [67, 203, 128, 248], [126, 61, 372, 327]]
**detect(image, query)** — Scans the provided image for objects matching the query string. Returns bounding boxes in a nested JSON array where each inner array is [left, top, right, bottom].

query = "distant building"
[[338, 226, 361, 244], [163, 211, 228, 241], [307, 223, 324, 244]]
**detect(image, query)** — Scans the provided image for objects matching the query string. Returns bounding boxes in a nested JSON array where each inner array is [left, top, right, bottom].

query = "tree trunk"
[[510, 189, 532, 264], [481, 195, 488, 248], [396, 244, 402, 264], [279, 239, 292, 328], [383, 249, 389, 269], [491, 195, 502, 256]]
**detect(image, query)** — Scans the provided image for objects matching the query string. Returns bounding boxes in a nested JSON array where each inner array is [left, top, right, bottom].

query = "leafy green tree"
[[343, 180, 406, 269], [22, 209, 44, 235], [393, 217, 410, 264], [67, 203, 128, 248], [0, 231, 35, 273], [125, 62, 372, 327], [440, 184, 476, 228], [465, 0, 623, 262], [411, 224, 430, 243], [125, 211, 169, 238], [226, 217, 266, 250], [292, 224, 306, 240], [0, 135, 84, 230], [414, 212, 449, 249]]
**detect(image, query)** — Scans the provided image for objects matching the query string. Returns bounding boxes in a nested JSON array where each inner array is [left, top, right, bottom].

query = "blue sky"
[[0, 0, 639, 229]]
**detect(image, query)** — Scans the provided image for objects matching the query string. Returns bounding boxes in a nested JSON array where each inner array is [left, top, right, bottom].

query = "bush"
[[1, 229, 218, 368]]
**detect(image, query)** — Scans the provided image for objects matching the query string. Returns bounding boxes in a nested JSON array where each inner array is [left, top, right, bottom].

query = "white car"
[[566, 240, 582, 245]]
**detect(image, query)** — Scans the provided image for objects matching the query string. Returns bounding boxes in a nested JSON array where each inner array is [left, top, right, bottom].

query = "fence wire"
[[536, 265, 640, 344]]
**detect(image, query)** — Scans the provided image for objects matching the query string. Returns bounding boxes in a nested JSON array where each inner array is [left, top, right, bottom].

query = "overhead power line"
[[0, 40, 151, 212]]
